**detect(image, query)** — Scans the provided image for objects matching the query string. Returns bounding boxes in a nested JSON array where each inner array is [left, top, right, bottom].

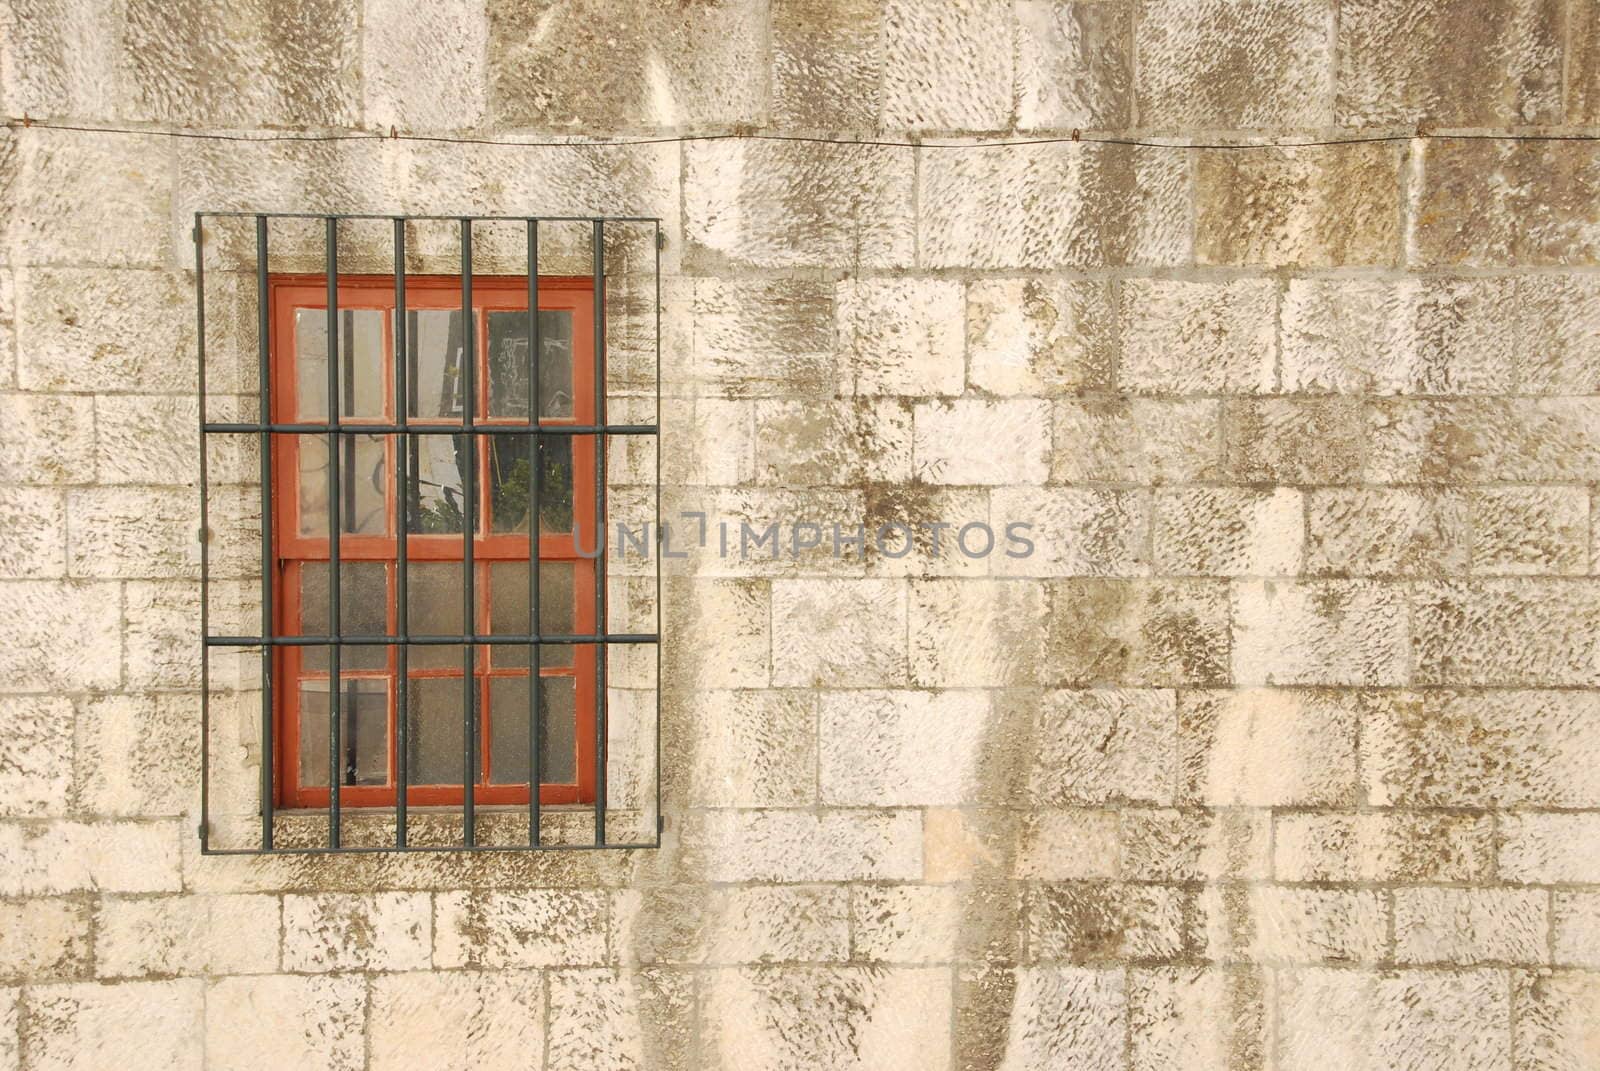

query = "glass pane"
[[407, 433, 469, 534], [298, 676, 389, 787], [296, 308, 385, 420], [298, 434, 387, 536], [487, 310, 574, 419], [539, 437, 573, 535], [407, 668, 468, 786], [405, 562, 464, 669], [489, 675, 576, 784], [300, 564, 387, 671], [488, 561, 574, 668], [404, 309, 468, 420], [486, 436, 571, 535]]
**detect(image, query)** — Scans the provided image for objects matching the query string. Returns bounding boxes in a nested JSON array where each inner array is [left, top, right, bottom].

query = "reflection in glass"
[[298, 434, 388, 536], [300, 565, 387, 671], [488, 561, 575, 668], [299, 675, 388, 787], [487, 310, 574, 419], [403, 309, 467, 420], [407, 434, 468, 534], [489, 675, 576, 783], [487, 437, 572, 535], [296, 308, 385, 420]]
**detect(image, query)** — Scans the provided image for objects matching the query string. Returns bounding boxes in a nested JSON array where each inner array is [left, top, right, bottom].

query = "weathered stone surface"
[[0, 986, 14, 1071], [1054, 399, 1221, 485], [754, 399, 911, 486], [30, 979, 203, 1071], [0, 393, 94, 484], [1199, 886, 1386, 964], [0, 820, 181, 896], [701, 966, 951, 1070], [205, 975, 365, 1071], [967, 278, 1114, 396], [686, 690, 816, 807], [94, 395, 197, 487], [1224, 399, 1364, 485], [1513, 969, 1600, 1071], [1395, 887, 1547, 966], [771, 578, 907, 686], [1179, 689, 1359, 806], [97, 895, 278, 978], [75, 694, 194, 816], [1015, 0, 1132, 129], [852, 883, 1021, 962], [1469, 487, 1588, 575], [682, 579, 770, 689], [820, 690, 992, 806], [1153, 489, 1302, 577], [434, 891, 608, 969], [1305, 489, 1470, 577], [0, 580, 120, 690], [547, 968, 692, 1071], [1232, 581, 1408, 686], [1044, 580, 1231, 686], [1278, 968, 1509, 1071], [0, 696, 72, 816], [913, 399, 1051, 486], [1128, 966, 1267, 1071], [370, 971, 542, 1071], [1414, 140, 1600, 267], [1121, 809, 1270, 882], [1280, 277, 1519, 395], [68, 487, 199, 580], [1119, 278, 1276, 395], [1028, 689, 1177, 806], [1413, 581, 1600, 685], [990, 487, 1146, 577], [1363, 690, 1600, 806], [9, 129, 173, 268], [685, 141, 915, 269], [123, 580, 200, 690], [1275, 812, 1493, 883], [0, 0, 123, 119], [282, 892, 432, 972], [1553, 895, 1600, 968], [617, 886, 848, 965], [362, 0, 486, 130], [1499, 813, 1600, 884], [880, 0, 1011, 131], [680, 810, 922, 883], [771, 0, 883, 129], [838, 278, 964, 396], [0, 898, 90, 982], [488, 0, 766, 129], [985, 966, 1124, 1070], [1135, 0, 1331, 127], [909, 579, 1046, 686], [1013, 811, 1121, 880], [1337, 0, 1561, 125], [1196, 144, 1401, 268], [919, 143, 1191, 269], [17, 269, 193, 392], [1516, 274, 1600, 392], [865, 485, 992, 579], [1027, 883, 1186, 963], [690, 278, 835, 397], [1366, 399, 1600, 484]]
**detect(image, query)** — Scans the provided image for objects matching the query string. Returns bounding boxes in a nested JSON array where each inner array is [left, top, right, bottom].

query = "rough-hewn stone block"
[[0, 580, 120, 690], [0, 820, 181, 896], [0, 696, 72, 817], [881, 0, 1012, 131], [919, 143, 1190, 269], [682, 579, 770, 689], [0, 0, 123, 119], [1365, 399, 1600, 484], [370, 971, 542, 1071], [1028, 883, 1187, 964], [1197, 144, 1401, 268], [68, 487, 199, 580], [0, 487, 65, 578], [1469, 487, 1588, 575], [1029, 689, 1177, 806], [547, 968, 692, 1071], [1395, 888, 1547, 966], [852, 883, 1021, 963], [1121, 809, 1270, 882], [97, 895, 278, 978], [1054, 400, 1221, 485], [433, 891, 608, 969], [362, 0, 486, 131], [967, 278, 1114, 396], [1154, 489, 1302, 577], [680, 810, 922, 883], [1415, 140, 1600, 266], [124, 580, 200, 691], [837, 278, 964, 396], [1498, 813, 1600, 883], [913, 399, 1051, 486], [1275, 812, 1493, 883], [9, 129, 173, 268], [909, 579, 1046, 686], [1553, 895, 1600, 969], [753, 399, 911, 487], [990, 487, 1148, 578], [1015, 0, 1132, 129], [771, 578, 908, 686], [1119, 278, 1276, 395], [94, 395, 197, 487], [17, 269, 194, 392], [1179, 688, 1360, 806], [1413, 580, 1600, 685], [986, 966, 1125, 1070], [204, 975, 364, 1071], [30, 979, 202, 1071], [771, 0, 883, 129], [686, 690, 816, 808], [76, 694, 194, 817], [1128, 966, 1267, 1071], [1513, 969, 1600, 1071], [690, 278, 835, 397], [1233, 581, 1408, 686], [1045, 580, 1231, 686], [0, 899, 90, 983], [0, 393, 94, 484], [1013, 810, 1121, 880], [1199, 886, 1387, 965], [1224, 399, 1364, 485], [616, 885, 849, 965], [1305, 489, 1470, 577], [820, 690, 992, 806], [282, 892, 432, 972]]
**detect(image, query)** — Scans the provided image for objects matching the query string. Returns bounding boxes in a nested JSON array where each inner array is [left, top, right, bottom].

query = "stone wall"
[[3, 0, 1600, 1067]]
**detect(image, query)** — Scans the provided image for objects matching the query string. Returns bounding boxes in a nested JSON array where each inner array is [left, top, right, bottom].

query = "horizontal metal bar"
[[203, 422, 657, 436], [206, 633, 659, 647], [197, 212, 662, 223], [201, 840, 660, 856]]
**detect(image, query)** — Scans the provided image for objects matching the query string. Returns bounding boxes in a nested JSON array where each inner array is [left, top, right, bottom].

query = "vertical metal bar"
[[197, 214, 211, 852], [461, 218, 477, 847], [592, 220, 607, 846], [653, 219, 662, 845], [256, 216, 275, 851], [527, 219, 542, 847], [326, 217, 342, 849], [393, 218, 409, 849]]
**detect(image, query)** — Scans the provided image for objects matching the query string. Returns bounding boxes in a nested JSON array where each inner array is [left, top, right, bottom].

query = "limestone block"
[[909, 578, 1046, 687], [1498, 814, 1600, 883], [30, 979, 202, 1071], [204, 975, 365, 1071], [1513, 969, 1600, 1071], [1043, 580, 1231, 686], [0, 696, 72, 817], [686, 690, 816, 807], [913, 399, 1050, 486], [17, 268, 193, 392], [547, 968, 693, 1071], [1337, 0, 1561, 125], [0, 0, 123, 118], [1413, 580, 1600, 686], [1179, 688, 1360, 806], [967, 278, 1114, 396], [1153, 489, 1303, 577], [1516, 274, 1600, 392], [753, 399, 912, 486], [1118, 278, 1276, 395], [881, 0, 1012, 131], [990, 487, 1148, 577], [1394, 888, 1548, 966], [819, 689, 992, 806], [1274, 812, 1493, 883], [1015, 0, 1132, 129], [1134, 0, 1332, 127], [680, 579, 770, 689], [771, 578, 907, 686], [1305, 489, 1470, 577], [1053, 399, 1221, 485], [1469, 487, 1588, 576], [1128, 966, 1267, 1071], [68, 487, 199, 580], [94, 395, 196, 487], [124, 581, 201, 690], [370, 971, 542, 1071], [282, 892, 432, 972], [1028, 689, 1177, 806], [76, 694, 195, 817], [1196, 144, 1401, 268], [0, 898, 90, 982], [9, 129, 173, 268], [1232, 581, 1408, 686], [1365, 399, 1600, 484], [0, 820, 181, 896], [0, 394, 94, 484], [433, 890, 608, 969], [851, 883, 1021, 963], [919, 142, 1190, 269], [690, 278, 835, 397], [96, 894, 279, 978], [615, 885, 848, 965], [362, 0, 486, 130], [680, 810, 922, 883], [0, 580, 120, 690], [1224, 399, 1364, 485], [1553, 895, 1600, 968], [1012, 811, 1121, 880], [771, 0, 883, 129], [1198, 886, 1387, 965], [1027, 884, 1187, 963], [1120, 809, 1270, 882], [837, 278, 964, 396], [1362, 690, 1600, 806]]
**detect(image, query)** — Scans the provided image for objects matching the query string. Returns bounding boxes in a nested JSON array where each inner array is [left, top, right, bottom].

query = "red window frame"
[[269, 273, 599, 810]]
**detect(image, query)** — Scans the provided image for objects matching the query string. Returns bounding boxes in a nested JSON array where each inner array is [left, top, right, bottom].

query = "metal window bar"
[[195, 212, 661, 855]]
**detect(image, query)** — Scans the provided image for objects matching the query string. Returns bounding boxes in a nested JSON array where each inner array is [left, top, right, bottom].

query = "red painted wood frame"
[[268, 273, 599, 810]]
